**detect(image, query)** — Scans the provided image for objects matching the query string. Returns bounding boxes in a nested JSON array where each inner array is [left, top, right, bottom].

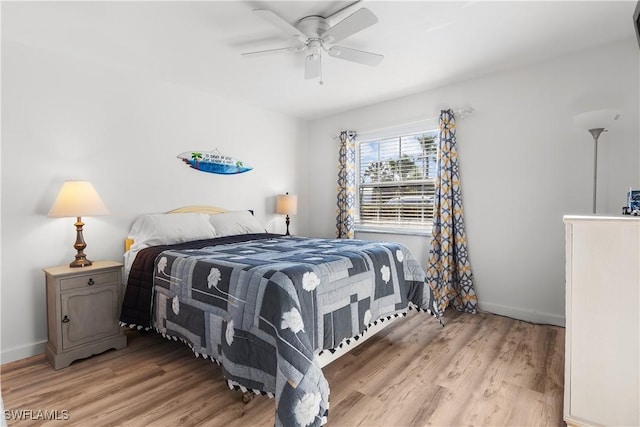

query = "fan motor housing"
[[296, 16, 330, 38]]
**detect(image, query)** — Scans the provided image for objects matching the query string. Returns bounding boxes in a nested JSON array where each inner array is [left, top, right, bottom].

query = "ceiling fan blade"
[[305, 54, 321, 79], [241, 46, 302, 57], [320, 8, 378, 44], [326, 0, 365, 22], [253, 9, 308, 44], [327, 46, 383, 66]]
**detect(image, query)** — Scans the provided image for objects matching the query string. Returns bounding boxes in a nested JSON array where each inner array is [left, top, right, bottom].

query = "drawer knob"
[[87, 278, 95, 286], [62, 315, 70, 323]]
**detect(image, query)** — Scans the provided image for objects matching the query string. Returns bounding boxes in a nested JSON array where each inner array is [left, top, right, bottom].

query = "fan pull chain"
[[319, 51, 324, 85]]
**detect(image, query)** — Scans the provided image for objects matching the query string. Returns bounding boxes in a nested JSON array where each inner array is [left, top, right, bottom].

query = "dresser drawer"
[[60, 270, 119, 291]]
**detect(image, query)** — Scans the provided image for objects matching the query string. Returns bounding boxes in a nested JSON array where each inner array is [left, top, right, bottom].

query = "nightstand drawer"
[[60, 271, 118, 291]]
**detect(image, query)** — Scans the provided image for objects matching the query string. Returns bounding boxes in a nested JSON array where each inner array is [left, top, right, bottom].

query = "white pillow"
[[128, 213, 217, 251], [209, 210, 266, 237]]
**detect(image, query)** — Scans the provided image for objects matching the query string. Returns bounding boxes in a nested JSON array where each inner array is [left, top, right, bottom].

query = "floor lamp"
[[573, 109, 620, 214]]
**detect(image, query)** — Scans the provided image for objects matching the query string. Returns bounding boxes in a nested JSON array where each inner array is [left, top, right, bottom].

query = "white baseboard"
[[479, 301, 565, 327], [1, 341, 46, 365]]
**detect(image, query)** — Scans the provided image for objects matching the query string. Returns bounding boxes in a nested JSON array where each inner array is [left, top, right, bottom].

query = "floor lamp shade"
[[573, 109, 620, 132], [276, 193, 297, 236], [48, 181, 110, 267]]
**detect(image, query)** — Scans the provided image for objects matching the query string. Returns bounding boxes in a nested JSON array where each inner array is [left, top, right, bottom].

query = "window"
[[356, 130, 438, 231]]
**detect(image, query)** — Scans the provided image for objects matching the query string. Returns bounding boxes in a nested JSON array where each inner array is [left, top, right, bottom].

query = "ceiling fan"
[[241, 6, 383, 83]]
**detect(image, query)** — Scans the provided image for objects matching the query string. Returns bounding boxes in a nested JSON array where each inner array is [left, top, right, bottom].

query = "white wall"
[[2, 22, 638, 365], [306, 38, 640, 326], [0, 39, 307, 363]]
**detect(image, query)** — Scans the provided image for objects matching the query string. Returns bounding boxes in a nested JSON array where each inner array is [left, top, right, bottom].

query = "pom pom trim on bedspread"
[[119, 303, 440, 426]]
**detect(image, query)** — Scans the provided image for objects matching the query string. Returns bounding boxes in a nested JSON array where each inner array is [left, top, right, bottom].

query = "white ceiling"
[[3, 1, 637, 120]]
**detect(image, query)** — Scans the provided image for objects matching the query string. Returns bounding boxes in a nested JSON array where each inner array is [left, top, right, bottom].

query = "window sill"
[[354, 225, 432, 237]]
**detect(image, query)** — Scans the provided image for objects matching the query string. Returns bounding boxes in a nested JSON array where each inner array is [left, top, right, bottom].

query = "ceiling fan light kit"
[[242, 7, 383, 84]]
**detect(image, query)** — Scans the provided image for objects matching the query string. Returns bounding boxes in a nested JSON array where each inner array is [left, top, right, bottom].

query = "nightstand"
[[43, 260, 127, 370]]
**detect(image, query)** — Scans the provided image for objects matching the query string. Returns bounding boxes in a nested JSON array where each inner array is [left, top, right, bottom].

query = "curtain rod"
[[333, 105, 474, 140]]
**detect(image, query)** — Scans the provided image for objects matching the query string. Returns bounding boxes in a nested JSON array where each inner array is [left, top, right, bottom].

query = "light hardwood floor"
[[1, 310, 564, 426]]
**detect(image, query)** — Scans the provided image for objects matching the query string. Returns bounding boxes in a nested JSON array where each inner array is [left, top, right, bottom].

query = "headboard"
[[166, 205, 227, 215], [124, 206, 227, 252]]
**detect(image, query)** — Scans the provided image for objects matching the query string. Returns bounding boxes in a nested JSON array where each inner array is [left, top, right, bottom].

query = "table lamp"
[[276, 192, 298, 236], [48, 181, 110, 267]]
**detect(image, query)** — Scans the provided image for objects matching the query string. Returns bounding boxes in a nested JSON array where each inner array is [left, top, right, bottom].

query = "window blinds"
[[357, 131, 438, 228]]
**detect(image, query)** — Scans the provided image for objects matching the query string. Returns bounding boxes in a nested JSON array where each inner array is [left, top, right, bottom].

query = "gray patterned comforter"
[[151, 236, 438, 426]]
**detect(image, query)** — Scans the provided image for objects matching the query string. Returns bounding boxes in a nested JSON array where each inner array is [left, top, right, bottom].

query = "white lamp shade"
[[573, 109, 621, 131], [48, 181, 110, 218], [276, 194, 298, 215]]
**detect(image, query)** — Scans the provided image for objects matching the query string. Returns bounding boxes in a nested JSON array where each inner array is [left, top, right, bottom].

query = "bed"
[[120, 207, 441, 427]]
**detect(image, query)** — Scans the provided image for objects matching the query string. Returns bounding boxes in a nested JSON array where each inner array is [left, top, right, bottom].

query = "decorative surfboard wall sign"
[[177, 149, 252, 175]]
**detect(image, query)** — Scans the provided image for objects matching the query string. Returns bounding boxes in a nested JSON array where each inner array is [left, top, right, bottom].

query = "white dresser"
[[564, 216, 639, 427]]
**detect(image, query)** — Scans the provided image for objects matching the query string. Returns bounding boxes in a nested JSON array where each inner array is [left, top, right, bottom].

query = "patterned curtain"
[[336, 130, 357, 239], [426, 110, 478, 316]]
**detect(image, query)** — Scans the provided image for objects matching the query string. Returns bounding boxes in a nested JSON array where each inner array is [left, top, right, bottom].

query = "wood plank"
[[1, 310, 564, 426]]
